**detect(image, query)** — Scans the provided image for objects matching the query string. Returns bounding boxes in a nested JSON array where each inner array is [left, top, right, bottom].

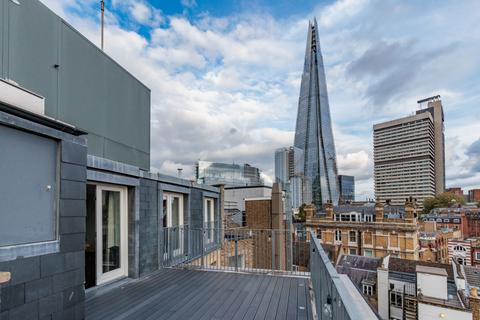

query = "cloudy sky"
[[40, 0, 480, 200]]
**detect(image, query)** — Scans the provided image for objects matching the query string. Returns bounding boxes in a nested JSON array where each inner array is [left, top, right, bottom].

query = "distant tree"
[[296, 203, 307, 222], [422, 192, 466, 214]]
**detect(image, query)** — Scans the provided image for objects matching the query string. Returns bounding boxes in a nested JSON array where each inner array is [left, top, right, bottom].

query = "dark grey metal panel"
[[58, 22, 150, 169], [0, 0, 4, 78], [7, 0, 59, 117], [0, 125, 57, 246], [3, 0, 150, 169]]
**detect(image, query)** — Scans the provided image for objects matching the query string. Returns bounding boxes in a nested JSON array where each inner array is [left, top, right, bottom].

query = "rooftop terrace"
[[86, 269, 312, 320]]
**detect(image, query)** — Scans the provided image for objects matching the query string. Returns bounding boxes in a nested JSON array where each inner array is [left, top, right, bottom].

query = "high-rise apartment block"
[[274, 146, 303, 187], [373, 96, 445, 206]]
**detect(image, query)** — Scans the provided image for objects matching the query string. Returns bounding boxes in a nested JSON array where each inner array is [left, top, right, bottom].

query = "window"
[[390, 291, 402, 307], [364, 215, 373, 222], [453, 218, 460, 223], [363, 284, 373, 296], [204, 198, 215, 243], [476, 252, 480, 260], [349, 231, 357, 243], [364, 249, 373, 257], [453, 245, 467, 252], [349, 248, 357, 255], [317, 230, 322, 239], [335, 230, 342, 242]]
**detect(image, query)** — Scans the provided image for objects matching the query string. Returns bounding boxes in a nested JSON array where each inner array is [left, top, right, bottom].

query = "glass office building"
[[196, 161, 263, 187], [293, 19, 339, 207], [338, 175, 355, 203]]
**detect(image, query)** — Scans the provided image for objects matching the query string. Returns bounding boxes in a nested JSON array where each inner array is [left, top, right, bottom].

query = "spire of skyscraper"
[[293, 18, 340, 207]]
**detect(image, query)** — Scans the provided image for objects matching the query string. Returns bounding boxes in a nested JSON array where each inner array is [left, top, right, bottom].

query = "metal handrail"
[[161, 226, 310, 276]]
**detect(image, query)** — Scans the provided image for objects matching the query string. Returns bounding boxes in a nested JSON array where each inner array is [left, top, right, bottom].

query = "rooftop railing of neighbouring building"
[[160, 225, 310, 277]]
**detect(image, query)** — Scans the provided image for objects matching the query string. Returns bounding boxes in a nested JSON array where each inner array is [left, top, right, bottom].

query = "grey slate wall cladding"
[[138, 179, 159, 277], [0, 113, 87, 320]]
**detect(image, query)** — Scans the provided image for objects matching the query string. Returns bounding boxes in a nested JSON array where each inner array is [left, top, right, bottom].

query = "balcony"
[[85, 227, 377, 319]]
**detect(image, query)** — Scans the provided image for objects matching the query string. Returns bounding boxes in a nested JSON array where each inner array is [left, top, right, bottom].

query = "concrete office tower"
[[373, 96, 445, 206], [293, 19, 339, 206], [416, 95, 445, 195]]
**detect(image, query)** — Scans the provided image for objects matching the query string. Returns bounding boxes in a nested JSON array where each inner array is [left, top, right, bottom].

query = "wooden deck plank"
[[156, 271, 233, 320], [230, 276, 270, 320], [264, 276, 285, 320], [253, 276, 278, 320], [297, 278, 309, 320], [274, 277, 292, 320], [85, 269, 312, 320], [286, 276, 299, 320]]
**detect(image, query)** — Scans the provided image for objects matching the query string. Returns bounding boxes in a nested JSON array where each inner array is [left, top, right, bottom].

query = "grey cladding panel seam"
[[0, 125, 57, 246], [7, 0, 59, 117]]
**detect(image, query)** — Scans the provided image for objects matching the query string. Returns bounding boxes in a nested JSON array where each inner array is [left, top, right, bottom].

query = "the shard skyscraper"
[[293, 19, 339, 207]]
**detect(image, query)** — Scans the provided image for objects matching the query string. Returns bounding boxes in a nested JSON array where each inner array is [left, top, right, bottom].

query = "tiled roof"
[[336, 255, 381, 292], [463, 265, 480, 288]]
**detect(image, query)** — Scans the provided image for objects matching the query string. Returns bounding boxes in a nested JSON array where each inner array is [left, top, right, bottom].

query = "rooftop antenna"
[[100, 0, 105, 50]]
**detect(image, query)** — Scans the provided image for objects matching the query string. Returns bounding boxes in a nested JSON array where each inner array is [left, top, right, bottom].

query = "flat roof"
[[225, 185, 272, 190], [416, 265, 447, 277]]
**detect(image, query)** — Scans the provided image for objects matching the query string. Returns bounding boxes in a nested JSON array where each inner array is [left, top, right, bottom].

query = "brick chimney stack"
[[405, 197, 415, 223], [325, 202, 333, 220], [305, 204, 316, 221], [375, 201, 384, 222]]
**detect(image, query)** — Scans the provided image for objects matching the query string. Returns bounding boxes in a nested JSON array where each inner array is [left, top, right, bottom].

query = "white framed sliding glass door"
[[204, 198, 215, 244], [163, 193, 184, 257], [96, 184, 128, 285]]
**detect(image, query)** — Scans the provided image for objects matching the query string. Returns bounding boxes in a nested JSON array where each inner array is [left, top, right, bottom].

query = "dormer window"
[[363, 284, 374, 296]]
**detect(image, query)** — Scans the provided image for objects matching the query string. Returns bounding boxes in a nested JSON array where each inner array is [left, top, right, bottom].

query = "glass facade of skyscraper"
[[338, 175, 355, 203], [293, 19, 339, 207]]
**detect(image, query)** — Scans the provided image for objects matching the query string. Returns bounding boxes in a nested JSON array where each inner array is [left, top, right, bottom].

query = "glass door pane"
[[96, 184, 127, 285], [102, 190, 121, 273], [172, 196, 180, 252]]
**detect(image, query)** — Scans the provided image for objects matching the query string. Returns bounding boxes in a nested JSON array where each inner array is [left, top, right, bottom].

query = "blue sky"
[[41, 0, 480, 199]]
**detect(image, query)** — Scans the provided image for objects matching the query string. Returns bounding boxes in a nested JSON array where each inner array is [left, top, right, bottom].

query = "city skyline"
[[39, 0, 480, 199]]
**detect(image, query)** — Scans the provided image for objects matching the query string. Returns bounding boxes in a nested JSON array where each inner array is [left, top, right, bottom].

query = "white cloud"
[[38, 0, 480, 199]]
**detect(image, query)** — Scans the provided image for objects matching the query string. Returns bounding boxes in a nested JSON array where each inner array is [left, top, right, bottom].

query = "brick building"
[[244, 183, 287, 270], [470, 189, 480, 203], [423, 207, 480, 237], [447, 187, 465, 198], [448, 238, 479, 266], [306, 200, 421, 260], [418, 222, 461, 263]]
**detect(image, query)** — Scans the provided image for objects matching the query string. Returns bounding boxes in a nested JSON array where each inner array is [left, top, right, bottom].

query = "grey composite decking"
[[85, 269, 312, 320]]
